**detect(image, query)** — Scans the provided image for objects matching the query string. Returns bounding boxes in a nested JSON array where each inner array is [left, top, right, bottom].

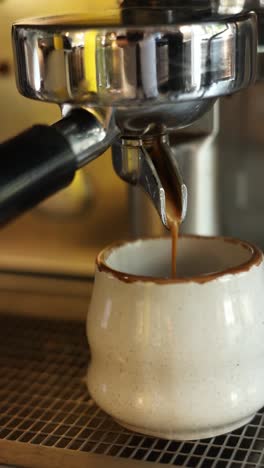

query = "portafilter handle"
[[0, 108, 118, 225]]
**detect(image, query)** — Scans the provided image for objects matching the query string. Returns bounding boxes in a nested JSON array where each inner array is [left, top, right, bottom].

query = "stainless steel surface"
[[12, 13, 257, 136], [177, 104, 219, 236], [130, 106, 219, 236], [128, 187, 167, 239], [114, 101, 216, 139], [112, 136, 187, 228], [54, 107, 119, 168], [173, 141, 219, 236], [1, 313, 264, 468], [120, 0, 264, 17], [217, 82, 264, 250], [113, 139, 168, 226], [159, 135, 188, 223]]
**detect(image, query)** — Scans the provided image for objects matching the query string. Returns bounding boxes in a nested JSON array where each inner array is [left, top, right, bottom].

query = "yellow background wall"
[[0, 0, 121, 139]]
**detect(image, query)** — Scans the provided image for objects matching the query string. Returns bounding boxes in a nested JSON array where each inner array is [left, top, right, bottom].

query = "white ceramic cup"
[[86, 236, 264, 440]]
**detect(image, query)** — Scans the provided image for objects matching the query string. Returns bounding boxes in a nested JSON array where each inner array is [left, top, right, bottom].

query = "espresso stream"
[[166, 200, 180, 278], [150, 142, 182, 278]]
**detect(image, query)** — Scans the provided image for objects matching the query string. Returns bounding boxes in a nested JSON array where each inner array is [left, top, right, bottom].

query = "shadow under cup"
[[100, 236, 260, 281], [87, 236, 264, 441]]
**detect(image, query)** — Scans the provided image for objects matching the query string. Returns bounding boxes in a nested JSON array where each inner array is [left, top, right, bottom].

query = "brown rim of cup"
[[96, 234, 263, 284]]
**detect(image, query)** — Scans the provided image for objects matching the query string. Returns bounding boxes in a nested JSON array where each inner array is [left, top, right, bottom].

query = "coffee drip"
[[150, 140, 182, 278]]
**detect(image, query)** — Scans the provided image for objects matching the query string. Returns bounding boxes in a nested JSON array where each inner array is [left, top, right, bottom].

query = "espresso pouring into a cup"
[[87, 138, 264, 441], [3, 6, 260, 447], [87, 134, 264, 442], [150, 138, 185, 278]]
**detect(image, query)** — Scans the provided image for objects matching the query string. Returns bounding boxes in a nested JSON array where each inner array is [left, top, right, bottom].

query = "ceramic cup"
[[86, 236, 264, 440]]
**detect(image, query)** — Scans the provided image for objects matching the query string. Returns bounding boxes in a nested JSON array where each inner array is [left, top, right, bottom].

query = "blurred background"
[[0, 0, 132, 319]]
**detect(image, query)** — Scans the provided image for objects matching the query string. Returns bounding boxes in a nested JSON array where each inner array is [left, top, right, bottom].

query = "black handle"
[[0, 125, 76, 225]]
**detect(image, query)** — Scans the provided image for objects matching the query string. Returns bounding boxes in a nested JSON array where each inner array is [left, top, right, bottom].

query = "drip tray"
[[0, 315, 264, 468]]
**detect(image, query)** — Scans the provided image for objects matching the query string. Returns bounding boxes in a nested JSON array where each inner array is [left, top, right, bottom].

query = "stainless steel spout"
[[112, 136, 188, 228]]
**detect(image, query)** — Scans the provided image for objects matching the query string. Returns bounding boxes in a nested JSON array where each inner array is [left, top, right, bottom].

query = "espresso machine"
[[0, 1, 258, 235], [1, 2, 264, 468]]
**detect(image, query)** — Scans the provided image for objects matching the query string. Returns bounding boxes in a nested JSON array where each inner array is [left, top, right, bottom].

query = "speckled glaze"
[[86, 236, 264, 440]]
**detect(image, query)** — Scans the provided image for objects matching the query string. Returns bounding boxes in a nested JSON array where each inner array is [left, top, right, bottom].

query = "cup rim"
[[96, 234, 263, 284]]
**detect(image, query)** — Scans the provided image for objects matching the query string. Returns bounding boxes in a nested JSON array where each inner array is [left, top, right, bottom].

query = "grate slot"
[[0, 314, 264, 467]]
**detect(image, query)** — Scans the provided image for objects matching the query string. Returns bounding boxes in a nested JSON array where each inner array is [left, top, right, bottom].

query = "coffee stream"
[[150, 141, 182, 278], [167, 210, 180, 278]]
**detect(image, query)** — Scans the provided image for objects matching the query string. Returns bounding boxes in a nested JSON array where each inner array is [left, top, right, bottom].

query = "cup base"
[[114, 414, 255, 441]]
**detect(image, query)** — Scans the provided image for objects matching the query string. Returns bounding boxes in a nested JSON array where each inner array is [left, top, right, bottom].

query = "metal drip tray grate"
[[0, 315, 264, 468]]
